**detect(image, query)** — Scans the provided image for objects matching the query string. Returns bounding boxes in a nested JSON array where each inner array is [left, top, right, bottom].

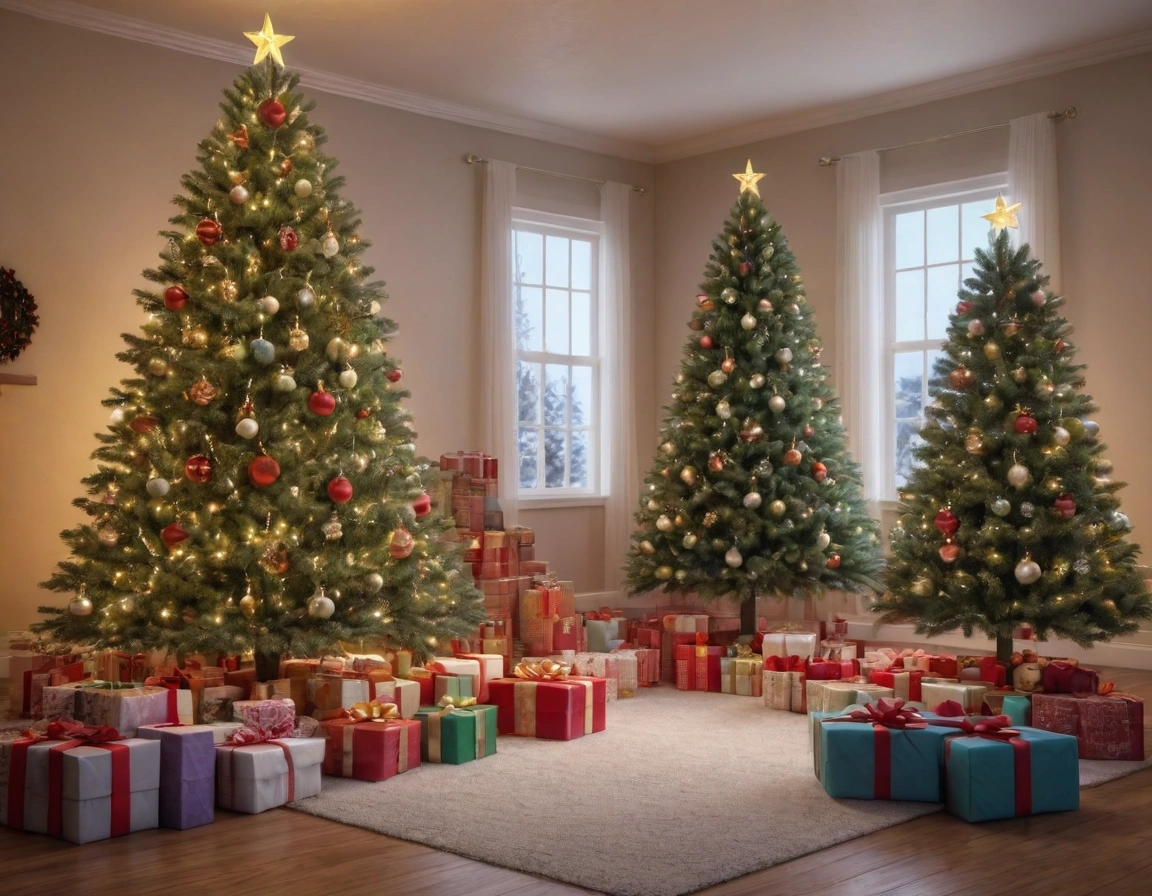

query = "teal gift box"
[[944, 725, 1079, 822], [815, 706, 954, 802], [414, 703, 497, 764]]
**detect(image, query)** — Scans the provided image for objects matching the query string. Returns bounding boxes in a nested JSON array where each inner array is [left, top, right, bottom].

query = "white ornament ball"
[[656, 514, 674, 532], [321, 232, 340, 258], [716, 400, 732, 420], [991, 498, 1011, 517], [647, 499, 660, 512], [707, 370, 727, 388], [365, 572, 384, 593], [725, 546, 743, 568], [308, 591, 336, 619], [235, 418, 259, 440], [1007, 463, 1031, 488], [682, 533, 698, 549], [146, 477, 170, 498], [758, 299, 773, 312], [775, 347, 793, 364], [297, 286, 315, 309], [97, 526, 119, 547], [1053, 426, 1070, 447], [816, 531, 831, 550], [326, 337, 349, 363], [368, 300, 381, 315], [1083, 419, 1100, 438], [1030, 289, 1047, 307], [274, 373, 297, 392], [229, 184, 249, 205], [294, 178, 313, 198], [1014, 558, 1042, 585], [69, 595, 94, 616], [769, 395, 786, 413], [743, 491, 762, 509], [338, 367, 358, 389], [967, 320, 985, 337], [749, 373, 766, 389], [259, 295, 280, 315], [109, 408, 126, 424], [741, 313, 757, 331]]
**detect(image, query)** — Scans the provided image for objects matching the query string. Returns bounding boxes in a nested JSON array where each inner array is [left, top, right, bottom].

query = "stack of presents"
[[754, 622, 1144, 823]]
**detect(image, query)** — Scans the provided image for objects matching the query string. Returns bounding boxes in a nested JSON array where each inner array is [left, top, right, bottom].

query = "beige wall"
[[653, 52, 1152, 620], [0, 11, 656, 631]]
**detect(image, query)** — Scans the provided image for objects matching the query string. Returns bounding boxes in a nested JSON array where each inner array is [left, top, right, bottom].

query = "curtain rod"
[[464, 154, 647, 194], [817, 106, 1077, 167]]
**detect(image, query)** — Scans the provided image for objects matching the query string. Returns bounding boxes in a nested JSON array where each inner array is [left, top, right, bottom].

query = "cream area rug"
[[295, 687, 1149, 896]]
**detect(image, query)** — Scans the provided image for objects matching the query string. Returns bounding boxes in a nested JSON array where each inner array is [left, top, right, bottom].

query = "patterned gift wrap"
[[570, 654, 619, 701], [232, 698, 296, 736], [673, 645, 725, 692], [763, 670, 798, 711], [48, 683, 189, 736], [720, 656, 764, 697], [413, 703, 497, 764], [613, 648, 658, 690], [1031, 692, 1144, 760], [662, 632, 701, 683], [215, 736, 325, 814], [320, 711, 422, 781], [806, 680, 894, 715]]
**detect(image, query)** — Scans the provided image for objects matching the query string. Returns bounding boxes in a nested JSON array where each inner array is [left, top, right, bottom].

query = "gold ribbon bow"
[[437, 694, 477, 710], [513, 659, 570, 680], [348, 700, 399, 722], [734, 643, 755, 659]]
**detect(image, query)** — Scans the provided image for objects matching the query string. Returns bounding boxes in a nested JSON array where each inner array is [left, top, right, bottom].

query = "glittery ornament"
[[189, 377, 218, 406], [321, 512, 343, 541]]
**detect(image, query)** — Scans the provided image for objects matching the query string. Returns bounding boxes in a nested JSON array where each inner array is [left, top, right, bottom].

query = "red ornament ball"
[[934, 508, 960, 537], [412, 492, 432, 518], [309, 388, 336, 416], [356, 408, 373, 419], [385, 368, 403, 384], [938, 543, 961, 564], [825, 553, 842, 570], [129, 415, 159, 434], [699, 334, 713, 350], [956, 300, 974, 315], [1014, 414, 1038, 435], [278, 226, 298, 252], [782, 448, 802, 467], [803, 424, 814, 438], [389, 528, 414, 560], [195, 219, 221, 246], [327, 476, 354, 504], [258, 98, 287, 128], [160, 522, 190, 549], [811, 461, 827, 482], [248, 454, 281, 487], [1054, 493, 1077, 519], [738, 261, 752, 277], [184, 454, 214, 483], [163, 285, 188, 311]]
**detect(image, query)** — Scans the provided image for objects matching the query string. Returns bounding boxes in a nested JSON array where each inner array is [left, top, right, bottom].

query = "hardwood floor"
[[3, 663, 1151, 896]]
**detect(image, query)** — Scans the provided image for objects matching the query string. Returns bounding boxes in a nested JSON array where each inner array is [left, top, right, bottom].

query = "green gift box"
[[433, 674, 474, 704], [414, 703, 497, 764]]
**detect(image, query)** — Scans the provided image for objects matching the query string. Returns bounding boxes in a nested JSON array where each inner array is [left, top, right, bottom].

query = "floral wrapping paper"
[[232, 698, 296, 738]]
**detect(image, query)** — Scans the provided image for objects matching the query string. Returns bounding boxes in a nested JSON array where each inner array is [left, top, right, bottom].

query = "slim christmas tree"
[[875, 197, 1152, 662], [626, 162, 882, 630], [35, 18, 485, 676]]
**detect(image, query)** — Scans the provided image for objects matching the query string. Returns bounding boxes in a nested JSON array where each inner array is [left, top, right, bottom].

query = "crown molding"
[[0, 0, 657, 163], [652, 28, 1152, 163]]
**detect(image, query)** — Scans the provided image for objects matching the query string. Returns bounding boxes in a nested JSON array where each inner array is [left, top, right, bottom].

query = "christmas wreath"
[[1, 267, 39, 362]]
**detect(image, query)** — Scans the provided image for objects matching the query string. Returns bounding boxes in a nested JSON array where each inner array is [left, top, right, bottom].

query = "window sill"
[[518, 494, 607, 511]]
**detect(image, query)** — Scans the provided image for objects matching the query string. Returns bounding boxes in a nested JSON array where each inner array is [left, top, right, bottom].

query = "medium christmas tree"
[[875, 197, 1152, 662], [35, 18, 485, 676], [626, 162, 882, 630]]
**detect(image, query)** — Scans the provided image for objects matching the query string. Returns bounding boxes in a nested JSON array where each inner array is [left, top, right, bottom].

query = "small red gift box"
[[319, 715, 421, 781], [957, 655, 1007, 687], [1042, 661, 1100, 695], [672, 645, 724, 691], [1032, 692, 1143, 760], [488, 678, 602, 740], [806, 658, 859, 681], [868, 669, 924, 702]]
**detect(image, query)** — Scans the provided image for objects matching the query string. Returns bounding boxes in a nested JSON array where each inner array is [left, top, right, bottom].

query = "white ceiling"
[[8, 0, 1152, 161]]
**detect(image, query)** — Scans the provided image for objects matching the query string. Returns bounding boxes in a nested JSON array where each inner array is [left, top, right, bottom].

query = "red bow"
[[932, 710, 1019, 741], [33, 720, 124, 744], [832, 698, 927, 729], [764, 654, 804, 672]]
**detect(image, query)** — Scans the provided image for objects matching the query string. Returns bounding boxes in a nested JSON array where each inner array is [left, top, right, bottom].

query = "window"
[[881, 174, 1006, 498], [512, 210, 602, 500]]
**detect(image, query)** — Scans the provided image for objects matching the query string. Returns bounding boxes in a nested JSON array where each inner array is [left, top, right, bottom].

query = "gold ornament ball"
[[682, 533, 698, 549], [675, 570, 689, 582], [639, 540, 656, 555], [184, 327, 209, 348], [147, 358, 169, 376], [910, 577, 933, 597], [964, 430, 985, 455], [679, 466, 698, 486], [660, 441, 675, 456], [656, 514, 673, 532], [222, 280, 239, 302], [288, 327, 310, 351], [97, 526, 119, 546], [1103, 599, 1117, 612], [769, 499, 786, 517], [984, 394, 1003, 413], [655, 565, 674, 581], [1012, 367, 1028, 384], [239, 594, 258, 618], [983, 342, 1001, 361], [1042, 476, 1062, 492]]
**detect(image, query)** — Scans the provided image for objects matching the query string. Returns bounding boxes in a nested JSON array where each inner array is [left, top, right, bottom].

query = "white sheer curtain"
[[479, 160, 519, 527], [600, 181, 638, 600], [834, 151, 883, 509], [1009, 112, 1062, 291]]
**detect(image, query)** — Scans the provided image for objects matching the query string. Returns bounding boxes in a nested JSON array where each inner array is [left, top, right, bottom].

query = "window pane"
[[545, 289, 570, 354], [571, 291, 592, 356], [926, 349, 945, 389], [960, 261, 977, 292], [570, 365, 593, 427], [517, 361, 541, 424], [570, 430, 590, 488], [926, 205, 959, 265], [962, 199, 994, 257], [544, 364, 568, 425], [894, 211, 923, 269], [894, 269, 925, 342], [519, 428, 539, 489], [571, 239, 592, 290], [515, 231, 543, 285], [893, 351, 924, 418], [926, 263, 960, 340], [515, 286, 543, 351], [545, 235, 570, 288], [894, 420, 923, 489], [544, 429, 567, 488]]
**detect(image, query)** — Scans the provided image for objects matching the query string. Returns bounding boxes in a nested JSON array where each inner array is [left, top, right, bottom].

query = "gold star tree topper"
[[245, 14, 294, 67], [983, 193, 1022, 230], [733, 160, 766, 198]]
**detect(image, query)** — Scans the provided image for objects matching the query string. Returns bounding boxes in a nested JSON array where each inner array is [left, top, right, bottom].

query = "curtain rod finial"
[[818, 156, 839, 167], [465, 153, 487, 164]]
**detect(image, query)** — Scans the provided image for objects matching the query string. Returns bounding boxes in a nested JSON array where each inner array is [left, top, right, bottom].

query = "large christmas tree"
[[35, 18, 485, 676], [875, 197, 1152, 662], [626, 163, 881, 629]]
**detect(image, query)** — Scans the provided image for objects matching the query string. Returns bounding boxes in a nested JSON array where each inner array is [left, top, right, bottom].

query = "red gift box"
[[868, 669, 925, 702], [1031, 692, 1143, 760], [566, 676, 607, 733], [957, 655, 1007, 687], [1042, 661, 1100, 695], [488, 678, 588, 740], [672, 645, 724, 691], [806, 658, 858, 681], [319, 715, 421, 781], [663, 632, 703, 683], [929, 656, 959, 678]]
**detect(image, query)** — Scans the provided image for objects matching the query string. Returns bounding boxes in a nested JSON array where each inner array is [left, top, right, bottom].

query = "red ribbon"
[[765, 654, 805, 672], [933, 713, 1032, 816], [825, 699, 927, 800]]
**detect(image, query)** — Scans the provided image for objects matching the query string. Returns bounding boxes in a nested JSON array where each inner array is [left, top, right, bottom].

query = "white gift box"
[[215, 737, 324, 814], [306, 676, 369, 714], [568, 653, 619, 701], [444, 654, 503, 701], [1, 737, 161, 843], [921, 679, 989, 713], [371, 679, 420, 719], [761, 632, 819, 661]]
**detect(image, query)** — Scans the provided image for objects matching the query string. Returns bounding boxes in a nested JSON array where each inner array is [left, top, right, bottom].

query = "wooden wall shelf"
[[0, 373, 37, 393]]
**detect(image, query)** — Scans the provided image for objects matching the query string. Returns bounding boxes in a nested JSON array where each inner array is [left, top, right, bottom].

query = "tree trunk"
[[740, 592, 757, 636], [254, 649, 282, 683], [995, 632, 1014, 665]]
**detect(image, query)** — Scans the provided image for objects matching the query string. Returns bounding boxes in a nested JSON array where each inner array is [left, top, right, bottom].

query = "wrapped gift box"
[[1, 731, 161, 843], [215, 737, 325, 814], [761, 632, 818, 662], [921, 679, 988, 714], [372, 679, 421, 719], [806, 680, 894, 715], [981, 691, 1033, 727], [570, 653, 620, 701], [20, 656, 84, 718], [566, 677, 607, 734], [674, 645, 725, 692], [586, 618, 629, 653], [662, 632, 700, 683], [200, 685, 247, 723], [232, 698, 296, 736], [433, 673, 474, 704], [450, 654, 504, 703], [429, 658, 483, 701], [47, 683, 186, 736], [413, 704, 497, 764], [1042, 661, 1100, 695], [720, 656, 764, 697], [613, 651, 639, 697], [944, 725, 1080, 822], [488, 678, 587, 740], [615, 647, 660, 687], [223, 667, 257, 695], [868, 669, 925, 702], [807, 659, 859, 681], [763, 668, 801, 712], [136, 724, 216, 829], [320, 716, 422, 780], [815, 706, 953, 801], [307, 676, 370, 716], [403, 669, 436, 706], [957, 656, 1007, 688], [1032, 693, 1144, 760], [665, 614, 709, 634]]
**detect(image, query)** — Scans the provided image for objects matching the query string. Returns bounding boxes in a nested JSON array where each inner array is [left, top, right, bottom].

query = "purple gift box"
[[136, 724, 217, 830]]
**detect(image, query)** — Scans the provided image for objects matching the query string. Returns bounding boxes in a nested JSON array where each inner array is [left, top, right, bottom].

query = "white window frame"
[[511, 208, 606, 508], [879, 173, 1007, 502]]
